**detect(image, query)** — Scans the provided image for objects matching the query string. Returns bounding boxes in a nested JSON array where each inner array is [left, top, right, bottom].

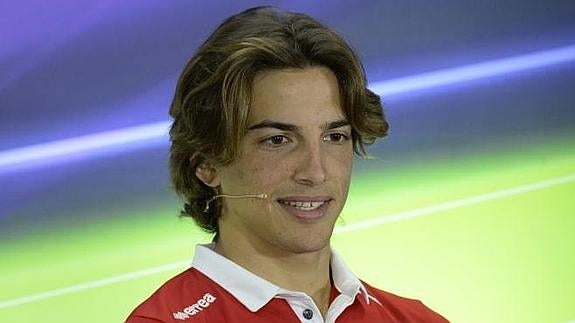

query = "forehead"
[[248, 66, 344, 124]]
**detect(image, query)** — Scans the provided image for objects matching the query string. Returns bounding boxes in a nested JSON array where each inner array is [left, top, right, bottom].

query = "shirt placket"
[[280, 293, 324, 323], [324, 293, 356, 323]]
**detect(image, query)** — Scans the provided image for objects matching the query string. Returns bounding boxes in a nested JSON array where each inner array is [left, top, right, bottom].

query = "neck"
[[214, 236, 332, 316]]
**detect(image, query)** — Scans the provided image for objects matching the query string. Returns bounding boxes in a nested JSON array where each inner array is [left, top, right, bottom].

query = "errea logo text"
[[173, 293, 217, 320]]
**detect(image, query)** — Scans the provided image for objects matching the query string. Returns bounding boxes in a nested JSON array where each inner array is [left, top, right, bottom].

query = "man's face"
[[213, 66, 353, 255]]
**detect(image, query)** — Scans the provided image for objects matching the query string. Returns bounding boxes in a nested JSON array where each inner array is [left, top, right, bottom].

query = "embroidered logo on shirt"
[[172, 293, 217, 320]]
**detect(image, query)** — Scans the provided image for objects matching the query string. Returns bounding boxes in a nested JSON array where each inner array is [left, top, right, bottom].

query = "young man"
[[126, 6, 449, 323]]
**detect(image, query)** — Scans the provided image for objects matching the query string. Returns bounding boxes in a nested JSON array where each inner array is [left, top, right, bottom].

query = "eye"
[[263, 135, 290, 146], [323, 133, 350, 143]]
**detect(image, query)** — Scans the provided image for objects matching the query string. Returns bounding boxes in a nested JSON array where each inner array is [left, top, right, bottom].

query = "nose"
[[293, 141, 327, 186]]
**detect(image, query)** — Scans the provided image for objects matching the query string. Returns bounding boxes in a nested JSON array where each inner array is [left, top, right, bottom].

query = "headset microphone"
[[203, 193, 268, 212]]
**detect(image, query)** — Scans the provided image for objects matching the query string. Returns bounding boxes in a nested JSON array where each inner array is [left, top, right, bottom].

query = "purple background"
[[1, 0, 575, 238]]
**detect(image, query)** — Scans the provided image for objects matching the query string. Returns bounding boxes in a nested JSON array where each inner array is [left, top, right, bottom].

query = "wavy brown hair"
[[169, 6, 389, 236]]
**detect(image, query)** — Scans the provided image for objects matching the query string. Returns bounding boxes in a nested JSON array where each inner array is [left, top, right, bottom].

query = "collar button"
[[302, 309, 313, 320]]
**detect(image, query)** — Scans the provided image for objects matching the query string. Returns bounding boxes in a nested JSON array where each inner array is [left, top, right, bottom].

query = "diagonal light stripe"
[[0, 261, 190, 309], [369, 44, 575, 96], [335, 173, 575, 234], [0, 121, 170, 169], [1, 172, 573, 308], [1, 44, 575, 171]]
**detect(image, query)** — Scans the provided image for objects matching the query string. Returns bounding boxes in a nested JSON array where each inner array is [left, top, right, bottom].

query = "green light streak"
[[1, 139, 574, 323]]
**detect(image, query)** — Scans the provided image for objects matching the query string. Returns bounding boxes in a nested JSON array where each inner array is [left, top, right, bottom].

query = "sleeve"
[[125, 315, 166, 323], [418, 300, 450, 323]]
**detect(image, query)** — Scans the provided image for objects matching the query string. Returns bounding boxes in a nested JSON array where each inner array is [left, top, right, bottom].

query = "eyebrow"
[[247, 119, 351, 132]]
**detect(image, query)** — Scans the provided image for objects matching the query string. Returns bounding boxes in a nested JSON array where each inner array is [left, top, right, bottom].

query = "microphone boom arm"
[[203, 193, 268, 212]]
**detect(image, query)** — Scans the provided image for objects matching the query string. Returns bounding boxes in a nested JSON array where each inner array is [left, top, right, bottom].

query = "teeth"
[[279, 200, 326, 210]]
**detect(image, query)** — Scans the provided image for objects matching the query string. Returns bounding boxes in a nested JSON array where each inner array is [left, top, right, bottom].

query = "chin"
[[287, 234, 333, 255]]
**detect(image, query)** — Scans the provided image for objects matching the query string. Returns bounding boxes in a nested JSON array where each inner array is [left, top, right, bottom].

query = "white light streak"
[[1, 44, 574, 170], [1, 172, 573, 308]]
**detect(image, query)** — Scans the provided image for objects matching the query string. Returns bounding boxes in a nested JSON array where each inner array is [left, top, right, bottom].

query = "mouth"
[[276, 197, 332, 220]]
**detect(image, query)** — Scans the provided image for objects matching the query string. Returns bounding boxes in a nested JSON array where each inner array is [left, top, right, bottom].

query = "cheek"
[[329, 147, 353, 170], [337, 158, 353, 182], [330, 150, 354, 189], [239, 155, 289, 187]]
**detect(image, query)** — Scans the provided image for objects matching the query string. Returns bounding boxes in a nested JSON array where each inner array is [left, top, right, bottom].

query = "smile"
[[278, 200, 326, 211], [276, 197, 332, 220]]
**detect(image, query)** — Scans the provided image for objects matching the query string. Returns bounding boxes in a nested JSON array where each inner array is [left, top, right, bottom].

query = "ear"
[[195, 160, 221, 188]]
